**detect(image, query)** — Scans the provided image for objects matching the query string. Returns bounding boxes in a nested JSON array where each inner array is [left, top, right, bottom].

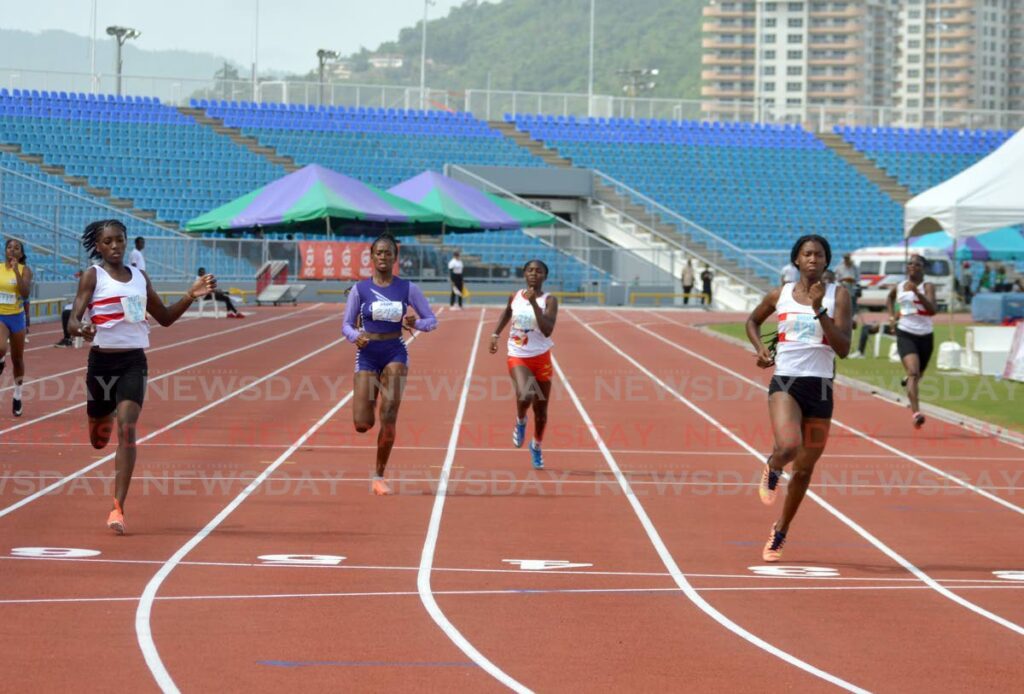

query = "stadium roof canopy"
[[905, 128, 1024, 240]]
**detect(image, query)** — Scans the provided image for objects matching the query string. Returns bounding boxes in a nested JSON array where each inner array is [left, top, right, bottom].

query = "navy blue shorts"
[[0, 312, 26, 335], [356, 338, 408, 373]]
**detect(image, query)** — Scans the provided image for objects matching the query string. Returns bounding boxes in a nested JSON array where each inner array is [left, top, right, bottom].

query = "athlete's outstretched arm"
[[144, 271, 216, 327]]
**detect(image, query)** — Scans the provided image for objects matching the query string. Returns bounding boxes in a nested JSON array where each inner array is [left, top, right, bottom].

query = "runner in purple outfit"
[[342, 233, 437, 495]]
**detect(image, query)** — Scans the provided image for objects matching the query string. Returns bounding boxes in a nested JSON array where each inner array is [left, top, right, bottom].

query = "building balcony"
[[701, 85, 755, 99], [808, 54, 861, 66], [809, 39, 863, 51], [702, 37, 755, 49], [701, 54, 750, 66], [703, 22, 755, 34], [702, 4, 746, 19], [701, 69, 755, 81], [807, 87, 864, 99]]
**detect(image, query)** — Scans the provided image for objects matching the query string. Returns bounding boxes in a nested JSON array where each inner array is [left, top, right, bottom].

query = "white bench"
[[961, 326, 1015, 376]]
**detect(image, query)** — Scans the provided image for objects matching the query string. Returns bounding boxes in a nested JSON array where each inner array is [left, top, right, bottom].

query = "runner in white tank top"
[[68, 220, 217, 535], [489, 259, 559, 470], [745, 235, 852, 563], [886, 254, 937, 429]]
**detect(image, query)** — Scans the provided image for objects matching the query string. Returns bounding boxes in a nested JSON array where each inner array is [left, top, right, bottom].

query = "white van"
[[850, 246, 954, 310]]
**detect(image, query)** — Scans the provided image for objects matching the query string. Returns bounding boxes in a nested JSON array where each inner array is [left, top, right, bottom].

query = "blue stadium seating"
[[511, 114, 905, 280], [200, 100, 545, 189], [834, 125, 1014, 194]]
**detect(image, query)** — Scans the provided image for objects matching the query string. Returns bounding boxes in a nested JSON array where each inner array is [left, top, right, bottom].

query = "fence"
[[5, 67, 1024, 131]]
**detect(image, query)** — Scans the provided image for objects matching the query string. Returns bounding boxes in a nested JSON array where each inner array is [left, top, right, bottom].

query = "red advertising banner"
[[298, 241, 375, 280]]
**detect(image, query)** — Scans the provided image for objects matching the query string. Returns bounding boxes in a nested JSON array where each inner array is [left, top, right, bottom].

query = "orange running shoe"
[[762, 524, 786, 563], [758, 456, 781, 506], [107, 499, 126, 535], [372, 477, 392, 496]]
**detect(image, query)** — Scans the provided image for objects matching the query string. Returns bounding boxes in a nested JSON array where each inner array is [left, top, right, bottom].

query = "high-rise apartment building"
[[702, 1, 1024, 124], [702, 1, 899, 117]]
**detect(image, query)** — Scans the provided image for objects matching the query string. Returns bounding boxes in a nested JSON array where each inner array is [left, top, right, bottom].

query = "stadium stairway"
[[0, 140, 176, 230], [491, 121, 772, 293], [177, 107, 300, 173], [817, 132, 913, 204], [490, 121, 573, 169]]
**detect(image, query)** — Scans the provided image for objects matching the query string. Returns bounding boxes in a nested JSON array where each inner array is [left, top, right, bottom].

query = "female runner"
[[489, 259, 558, 470], [341, 233, 437, 495], [68, 220, 216, 534], [745, 235, 851, 562]]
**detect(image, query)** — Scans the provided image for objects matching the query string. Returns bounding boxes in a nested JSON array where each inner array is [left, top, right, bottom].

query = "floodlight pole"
[[106, 26, 140, 97]]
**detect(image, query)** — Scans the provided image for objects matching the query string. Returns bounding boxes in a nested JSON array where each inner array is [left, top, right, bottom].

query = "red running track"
[[0, 304, 1021, 691]]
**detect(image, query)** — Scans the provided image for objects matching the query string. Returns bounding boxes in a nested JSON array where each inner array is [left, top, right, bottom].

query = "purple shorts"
[[355, 337, 408, 373]]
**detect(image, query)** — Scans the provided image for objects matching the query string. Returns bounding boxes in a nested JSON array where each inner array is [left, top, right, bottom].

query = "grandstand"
[[507, 114, 909, 277], [1, 86, 1018, 297], [196, 100, 545, 189], [834, 126, 1015, 195]]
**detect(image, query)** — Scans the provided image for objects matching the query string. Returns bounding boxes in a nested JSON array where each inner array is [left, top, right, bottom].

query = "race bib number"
[[0, 292, 16, 306], [370, 300, 403, 322], [121, 294, 146, 323], [512, 309, 536, 332], [785, 314, 822, 344]]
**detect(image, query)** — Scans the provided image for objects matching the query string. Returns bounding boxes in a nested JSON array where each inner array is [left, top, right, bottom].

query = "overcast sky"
[[0, 0, 472, 74]]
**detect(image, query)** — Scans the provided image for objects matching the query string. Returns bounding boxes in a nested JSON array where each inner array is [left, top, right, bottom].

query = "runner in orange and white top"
[[745, 234, 852, 563], [67, 220, 216, 535], [887, 254, 937, 429], [489, 259, 558, 470]]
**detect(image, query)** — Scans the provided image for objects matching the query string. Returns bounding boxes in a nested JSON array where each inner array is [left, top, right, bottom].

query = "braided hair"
[[82, 220, 127, 260], [371, 232, 399, 255]]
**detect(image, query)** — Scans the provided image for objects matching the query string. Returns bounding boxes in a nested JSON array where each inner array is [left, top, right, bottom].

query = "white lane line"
[[4, 555, 1017, 584], [650, 310, 1024, 455], [0, 325, 343, 520], [132, 312, 443, 694], [0, 312, 337, 439], [6, 583, 1024, 606], [573, 310, 1024, 637], [416, 308, 530, 693], [550, 352, 870, 693], [614, 312, 1024, 518], [0, 304, 321, 394]]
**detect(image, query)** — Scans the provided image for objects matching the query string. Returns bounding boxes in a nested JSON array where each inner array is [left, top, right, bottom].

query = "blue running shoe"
[[529, 440, 544, 469], [513, 419, 526, 448]]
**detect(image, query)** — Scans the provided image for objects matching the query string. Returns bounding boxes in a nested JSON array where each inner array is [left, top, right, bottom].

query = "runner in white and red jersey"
[[67, 220, 216, 535]]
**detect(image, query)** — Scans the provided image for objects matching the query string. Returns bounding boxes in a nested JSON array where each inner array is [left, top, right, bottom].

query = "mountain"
[[0, 29, 242, 102], [1, 1, 707, 104], [351, 0, 706, 99]]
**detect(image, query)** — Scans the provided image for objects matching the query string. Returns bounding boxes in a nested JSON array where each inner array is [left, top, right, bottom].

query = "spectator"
[[197, 267, 244, 318], [701, 265, 714, 306], [994, 264, 1011, 292], [129, 237, 146, 272], [834, 253, 861, 326], [780, 261, 799, 285], [959, 261, 974, 306], [681, 259, 695, 305], [978, 262, 993, 292], [448, 250, 465, 310]]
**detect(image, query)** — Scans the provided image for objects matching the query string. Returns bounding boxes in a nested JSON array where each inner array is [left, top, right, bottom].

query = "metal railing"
[[6, 67, 1024, 131], [592, 169, 779, 284], [588, 185, 765, 296], [446, 164, 676, 287]]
